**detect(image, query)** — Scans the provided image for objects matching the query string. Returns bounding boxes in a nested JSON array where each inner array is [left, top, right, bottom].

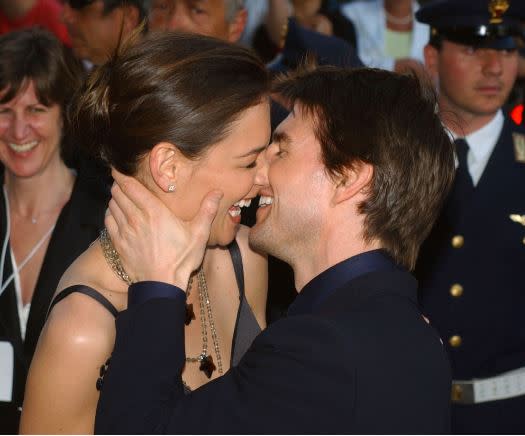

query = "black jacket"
[[96, 267, 451, 434], [0, 169, 109, 434]]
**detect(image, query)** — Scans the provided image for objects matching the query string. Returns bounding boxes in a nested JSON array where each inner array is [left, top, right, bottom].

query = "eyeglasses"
[[65, 0, 96, 10]]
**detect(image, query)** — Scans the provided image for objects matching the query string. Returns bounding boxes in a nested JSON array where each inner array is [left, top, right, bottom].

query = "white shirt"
[[340, 0, 428, 71], [451, 110, 504, 186], [10, 249, 30, 341]]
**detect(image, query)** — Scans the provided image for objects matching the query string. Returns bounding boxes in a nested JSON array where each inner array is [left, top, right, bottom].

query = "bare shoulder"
[[20, 253, 117, 434], [235, 225, 268, 327], [55, 239, 128, 312]]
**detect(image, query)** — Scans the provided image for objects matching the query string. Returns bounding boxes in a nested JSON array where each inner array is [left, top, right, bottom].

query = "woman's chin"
[[208, 223, 239, 248]]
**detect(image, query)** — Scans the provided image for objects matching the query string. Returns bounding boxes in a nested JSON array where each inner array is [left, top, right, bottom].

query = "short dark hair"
[[274, 67, 455, 270], [0, 28, 84, 160], [72, 32, 269, 175], [0, 28, 83, 110]]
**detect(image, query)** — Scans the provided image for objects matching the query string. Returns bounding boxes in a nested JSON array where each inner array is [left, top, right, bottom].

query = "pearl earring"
[[168, 184, 175, 192]]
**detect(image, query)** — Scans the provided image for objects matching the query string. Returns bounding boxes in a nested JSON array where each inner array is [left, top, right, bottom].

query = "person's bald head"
[[148, 0, 246, 42]]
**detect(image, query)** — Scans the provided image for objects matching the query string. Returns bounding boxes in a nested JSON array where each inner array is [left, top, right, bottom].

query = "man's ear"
[[424, 43, 439, 82], [227, 8, 247, 43], [332, 161, 373, 205], [149, 142, 180, 193]]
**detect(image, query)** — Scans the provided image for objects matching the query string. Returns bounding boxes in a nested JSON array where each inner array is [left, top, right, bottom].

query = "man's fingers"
[[112, 168, 164, 214], [191, 190, 223, 242], [108, 195, 128, 229], [105, 213, 119, 241], [111, 183, 141, 225]]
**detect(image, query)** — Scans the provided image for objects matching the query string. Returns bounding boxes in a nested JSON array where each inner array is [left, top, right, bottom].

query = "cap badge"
[[512, 132, 525, 163], [488, 0, 510, 24]]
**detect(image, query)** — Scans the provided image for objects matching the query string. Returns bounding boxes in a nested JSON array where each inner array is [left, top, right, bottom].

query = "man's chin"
[[248, 224, 275, 257]]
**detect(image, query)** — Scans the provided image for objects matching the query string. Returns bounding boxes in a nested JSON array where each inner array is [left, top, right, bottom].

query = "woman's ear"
[[332, 161, 373, 205], [149, 142, 180, 193]]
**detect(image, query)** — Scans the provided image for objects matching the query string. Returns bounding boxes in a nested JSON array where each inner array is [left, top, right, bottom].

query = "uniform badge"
[[512, 133, 525, 163], [509, 214, 525, 226], [510, 214, 525, 245], [489, 0, 509, 24]]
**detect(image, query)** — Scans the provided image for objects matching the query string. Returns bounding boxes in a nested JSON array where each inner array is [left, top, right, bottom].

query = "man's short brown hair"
[[273, 67, 455, 270]]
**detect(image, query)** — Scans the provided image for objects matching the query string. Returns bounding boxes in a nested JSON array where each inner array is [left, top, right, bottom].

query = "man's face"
[[62, 0, 129, 64], [425, 40, 518, 121], [249, 104, 333, 264], [148, 0, 239, 41]]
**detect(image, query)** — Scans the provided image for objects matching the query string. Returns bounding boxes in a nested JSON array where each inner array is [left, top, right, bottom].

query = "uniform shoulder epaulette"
[[512, 132, 525, 163]]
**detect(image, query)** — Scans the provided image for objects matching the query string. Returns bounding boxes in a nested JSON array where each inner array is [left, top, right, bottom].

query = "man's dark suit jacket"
[[96, 251, 451, 434]]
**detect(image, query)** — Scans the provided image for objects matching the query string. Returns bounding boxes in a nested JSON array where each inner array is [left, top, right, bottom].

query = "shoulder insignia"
[[512, 133, 525, 163]]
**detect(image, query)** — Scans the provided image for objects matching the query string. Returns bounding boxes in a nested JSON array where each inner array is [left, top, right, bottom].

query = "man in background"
[[415, 0, 525, 432], [62, 0, 146, 65]]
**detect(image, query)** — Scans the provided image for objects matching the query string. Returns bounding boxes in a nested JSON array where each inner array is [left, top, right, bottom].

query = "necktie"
[[446, 138, 474, 224], [454, 138, 474, 191]]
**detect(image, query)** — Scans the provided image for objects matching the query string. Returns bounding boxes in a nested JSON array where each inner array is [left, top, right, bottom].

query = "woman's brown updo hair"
[[72, 32, 270, 175]]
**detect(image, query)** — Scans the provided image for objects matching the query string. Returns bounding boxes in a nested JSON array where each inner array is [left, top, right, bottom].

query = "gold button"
[[451, 384, 463, 402], [451, 235, 464, 248], [449, 335, 462, 348], [523, 237, 525, 245], [450, 284, 463, 297]]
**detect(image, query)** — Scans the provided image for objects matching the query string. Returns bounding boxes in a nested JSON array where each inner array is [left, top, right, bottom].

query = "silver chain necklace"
[[99, 228, 223, 380], [384, 9, 413, 26], [185, 268, 223, 379], [99, 228, 133, 285]]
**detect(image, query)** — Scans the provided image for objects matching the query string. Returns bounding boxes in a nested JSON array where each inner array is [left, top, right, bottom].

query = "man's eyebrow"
[[235, 145, 268, 159], [271, 131, 291, 145]]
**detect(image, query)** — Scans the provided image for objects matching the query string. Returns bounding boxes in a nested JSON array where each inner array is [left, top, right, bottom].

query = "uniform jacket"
[[0, 168, 108, 434], [95, 261, 451, 434], [416, 116, 525, 381]]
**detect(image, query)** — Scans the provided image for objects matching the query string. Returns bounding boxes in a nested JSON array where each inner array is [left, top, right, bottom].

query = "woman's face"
[[172, 100, 271, 247], [0, 81, 63, 179]]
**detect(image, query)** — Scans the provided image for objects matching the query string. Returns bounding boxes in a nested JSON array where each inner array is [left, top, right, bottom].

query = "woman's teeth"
[[228, 208, 241, 217], [8, 141, 38, 153], [258, 196, 273, 207], [234, 199, 252, 208], [228, 199, 252, 218]]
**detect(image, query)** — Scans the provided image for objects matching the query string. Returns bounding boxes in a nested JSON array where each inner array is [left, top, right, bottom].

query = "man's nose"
[[482, 50, 504, 76], [167, 7, 191, 32]]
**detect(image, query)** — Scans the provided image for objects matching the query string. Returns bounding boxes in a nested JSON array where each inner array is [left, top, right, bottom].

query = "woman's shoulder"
[[55, 239, 128, 311]]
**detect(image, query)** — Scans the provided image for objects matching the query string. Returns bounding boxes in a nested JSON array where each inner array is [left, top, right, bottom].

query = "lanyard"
[[0, 186, 56, 297]]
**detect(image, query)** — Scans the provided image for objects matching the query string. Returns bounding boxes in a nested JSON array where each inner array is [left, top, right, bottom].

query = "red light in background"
[[511, 104, 523, 125]]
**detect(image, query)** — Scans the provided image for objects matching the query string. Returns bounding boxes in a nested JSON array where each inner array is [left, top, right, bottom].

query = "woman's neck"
[[4, 155, 75, 218], [384, 0, 413, 31]]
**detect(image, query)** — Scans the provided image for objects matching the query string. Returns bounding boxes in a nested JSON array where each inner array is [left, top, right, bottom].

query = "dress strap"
[[47, 284, 119, 319], [227, 239, 245, 300]]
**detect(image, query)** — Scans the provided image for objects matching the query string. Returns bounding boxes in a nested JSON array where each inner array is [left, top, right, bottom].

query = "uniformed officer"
[[415, 0, 525, 433]]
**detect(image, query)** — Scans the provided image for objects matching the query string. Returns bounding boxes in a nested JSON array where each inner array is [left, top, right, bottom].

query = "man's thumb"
[[192, 190, 224, 238]]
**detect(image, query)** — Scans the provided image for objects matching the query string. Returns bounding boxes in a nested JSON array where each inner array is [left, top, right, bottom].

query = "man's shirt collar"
[[287, 249, 401, 317]]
